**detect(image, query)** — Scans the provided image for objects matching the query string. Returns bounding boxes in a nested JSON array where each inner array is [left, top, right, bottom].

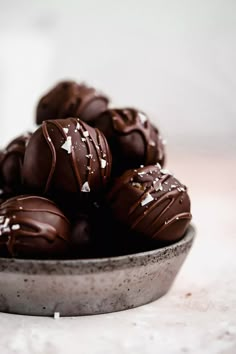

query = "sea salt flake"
[[11, 224, 20, 231], [81, 182, 90, 192], [87, 166, 91, 171], [141, 193, 154, 206], [86, 154, 93, 158], [61, 136, 72, 154], [81, 138, 86, 142], [138, 112, 147, 124], [154, 182, 163, 191], [100, 159, 107, 169], [63, 128, 69, 134], [83, 131, 89, 137], [149, 140, 156, 146], [54, 312, 60, 320], [76, 122, 81, 130], [156, 163, 161, 169], [2, 217, 10, 228], [47, 137, 52, 142], [132, 182, 142, 189], [138, 172, 146, 176], [161, 169, 172, 175]]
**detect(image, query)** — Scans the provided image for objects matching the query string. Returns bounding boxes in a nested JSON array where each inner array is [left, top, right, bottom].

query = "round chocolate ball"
[[36, 81, 109, 125], [23, 118, 112, 205], [0, 132, 32, 194], [0, 195, 71, 258], [108, 165, 192, 243], [93, 108, 165, 175]]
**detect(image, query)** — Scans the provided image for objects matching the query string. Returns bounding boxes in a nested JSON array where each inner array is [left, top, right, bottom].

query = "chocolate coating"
[[93, 108, 165, 175], [0, 195, 71, 258], [36, 81, 109, 125], [108, 165, 192, 243], [0, 133, 32, 194], [23, 118, 112, 205]]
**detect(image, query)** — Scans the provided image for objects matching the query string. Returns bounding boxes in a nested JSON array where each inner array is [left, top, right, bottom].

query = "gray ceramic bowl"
[[0, 225, 195, 317]]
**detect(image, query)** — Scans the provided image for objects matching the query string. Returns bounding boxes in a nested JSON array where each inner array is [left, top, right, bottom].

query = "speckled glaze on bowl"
[[0, 225, 195, 317]]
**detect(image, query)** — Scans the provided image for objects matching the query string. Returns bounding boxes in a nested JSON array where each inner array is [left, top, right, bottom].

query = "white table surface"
[[0, 150, 235, 354]]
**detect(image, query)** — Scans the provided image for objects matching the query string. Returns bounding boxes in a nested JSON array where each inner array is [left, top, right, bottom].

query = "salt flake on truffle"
[[11, 224, 20, 230], [153, 180, 163, 191], [161, 169, 172, 175], [61, 136, 72, 154], [63, 128, 69, 134], [100, 159, 107, 169], [141, 193, 154, 206], [81, 181, 90, 192], [83, 131, 89, 137], [138, 112, 147, 124]]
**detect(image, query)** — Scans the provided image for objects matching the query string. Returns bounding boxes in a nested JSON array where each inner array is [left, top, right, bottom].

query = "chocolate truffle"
[[0, 195, 71, 258], [0, 132, 32, 194], [23, 118, 112, 205], [36, 81, 109, 125], [93, 108, 165, 175], [108, 165, 192, 243]]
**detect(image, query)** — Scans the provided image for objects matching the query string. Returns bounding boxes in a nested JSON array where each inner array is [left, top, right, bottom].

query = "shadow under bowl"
[[0, 225, 195, 317]]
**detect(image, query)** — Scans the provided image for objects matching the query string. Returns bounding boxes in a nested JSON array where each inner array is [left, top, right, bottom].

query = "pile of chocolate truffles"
[[0, 81, 192, 259]]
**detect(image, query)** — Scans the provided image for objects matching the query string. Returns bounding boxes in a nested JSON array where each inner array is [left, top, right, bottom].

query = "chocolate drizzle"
[[0, 132, 32, 194], [0, 195, 71, 258], [23, 118, 112, 203], [93, 108, 165, 175], [108, 165, 192, 243]]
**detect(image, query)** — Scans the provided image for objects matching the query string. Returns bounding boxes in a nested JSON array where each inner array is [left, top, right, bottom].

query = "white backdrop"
[[0, 0, 235, 153]]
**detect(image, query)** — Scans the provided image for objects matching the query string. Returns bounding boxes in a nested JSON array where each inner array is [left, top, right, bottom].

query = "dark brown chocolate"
[[0, 132, 32, 194], [108, 165, 192, 243], [0, 195, 71, 258], [92, 108, 165, 175], [23, 118, 112, 205], [36, 81, 109, 125]]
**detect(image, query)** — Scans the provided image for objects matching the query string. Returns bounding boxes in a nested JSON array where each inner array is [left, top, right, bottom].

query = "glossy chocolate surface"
[[36, 81, 109, 124], [0, 195, 71, 258], [23, 118, 112, 204], [0, 132, 31, 194], [93, 108, 165, 175], [108, 165, 192, 242]]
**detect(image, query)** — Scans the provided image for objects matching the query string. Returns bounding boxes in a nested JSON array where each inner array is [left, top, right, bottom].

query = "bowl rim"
[[0, 225, 195, 275]]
